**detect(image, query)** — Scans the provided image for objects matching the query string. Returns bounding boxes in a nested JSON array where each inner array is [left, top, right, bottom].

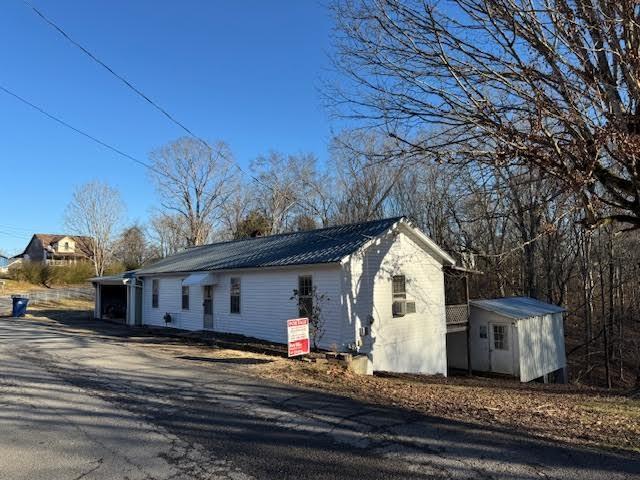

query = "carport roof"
[[470, 297, 565, 320], [90, 270, 138, 284]]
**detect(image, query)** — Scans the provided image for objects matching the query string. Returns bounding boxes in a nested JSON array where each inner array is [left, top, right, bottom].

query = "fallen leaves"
[[254, 357, 640, 454]]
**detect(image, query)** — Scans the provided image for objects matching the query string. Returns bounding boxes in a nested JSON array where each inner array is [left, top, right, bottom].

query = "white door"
[[489, 322, 513, 374], [203, 285, 213, 330]]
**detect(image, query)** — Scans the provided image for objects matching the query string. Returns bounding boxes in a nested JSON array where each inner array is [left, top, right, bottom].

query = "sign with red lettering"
[[287, 317, 310, 357]]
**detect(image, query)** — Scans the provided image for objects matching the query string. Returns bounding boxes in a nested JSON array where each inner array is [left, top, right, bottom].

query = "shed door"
[[489, 322, 513, 374]]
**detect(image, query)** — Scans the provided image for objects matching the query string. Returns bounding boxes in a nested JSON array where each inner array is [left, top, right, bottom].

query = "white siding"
[[517, 312, 566, 382], [140, 265, 344, 349], [343, 229, 447, 374], [464, 306, 566, 382]]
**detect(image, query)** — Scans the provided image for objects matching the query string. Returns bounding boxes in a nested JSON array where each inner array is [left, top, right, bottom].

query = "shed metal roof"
[[470, 297, 565, 320], [136, 217, 417, 275]]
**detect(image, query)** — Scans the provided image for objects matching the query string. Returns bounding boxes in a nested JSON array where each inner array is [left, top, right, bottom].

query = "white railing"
[[20, 287, 94, 305], [446, 304, 469, 325]]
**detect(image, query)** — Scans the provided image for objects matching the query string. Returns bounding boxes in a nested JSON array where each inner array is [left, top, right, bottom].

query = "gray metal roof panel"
[[470, 297, 565, 320], [136, 217, 404, 275]]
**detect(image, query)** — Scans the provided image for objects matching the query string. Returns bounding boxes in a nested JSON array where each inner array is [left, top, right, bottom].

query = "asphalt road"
[[0, 315, 638, 480]]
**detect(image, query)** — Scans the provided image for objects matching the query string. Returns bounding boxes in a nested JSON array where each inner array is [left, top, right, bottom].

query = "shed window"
[[152, 279, 159, 308], [479, 325, 487, 339], [298, 275, 313, 318], [492, 324, 508, 350], [230, 277, 240, 314], [181, 285, 189, 310]]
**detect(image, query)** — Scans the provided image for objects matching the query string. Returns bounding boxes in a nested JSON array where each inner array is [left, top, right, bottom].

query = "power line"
[[22, 0, 203, 143], [21, 1, 313, 211], [0, 85, 166, 177]]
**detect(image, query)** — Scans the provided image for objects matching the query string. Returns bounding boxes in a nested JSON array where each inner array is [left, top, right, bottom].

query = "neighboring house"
[[93, 217, 457, 374], [447, 297, 567, 382], [19, 234, 91, 266]]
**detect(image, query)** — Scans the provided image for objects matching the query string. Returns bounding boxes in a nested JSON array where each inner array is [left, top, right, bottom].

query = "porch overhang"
[[182, 272, 218, 287]]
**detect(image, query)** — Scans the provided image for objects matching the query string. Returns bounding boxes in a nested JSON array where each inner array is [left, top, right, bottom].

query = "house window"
[[64, 241, 69, 251], [152, 279, 159, 308], [392, 275, 406, 300], [392, 275, 407, 317], [298, 275, 313, 318], [479, 325, 487, 339], [230, 277, 241, 314], [493, 324, 508, 350], [182, 285, 189, 310]]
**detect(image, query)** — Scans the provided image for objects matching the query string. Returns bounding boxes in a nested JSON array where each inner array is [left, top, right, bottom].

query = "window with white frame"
[[298, 275, 313, 318], [492, 324, 508, 350], [392, 275, 406, 317], [230, 277, 241, 314], [152, 279, 159, 308], [392, 275, 406, 300], [181, 285, 189, 310]]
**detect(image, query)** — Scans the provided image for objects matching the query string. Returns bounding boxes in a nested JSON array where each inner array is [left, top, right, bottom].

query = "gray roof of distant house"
[[470, 297, 565, 320], [136, 217, 406, 275]]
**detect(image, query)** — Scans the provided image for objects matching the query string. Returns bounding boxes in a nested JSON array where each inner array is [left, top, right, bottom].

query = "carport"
[[91, 271, 141, 325]]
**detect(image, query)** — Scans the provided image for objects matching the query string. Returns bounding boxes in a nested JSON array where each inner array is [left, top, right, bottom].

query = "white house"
[[447, 297, 567, 382], [92, 217, 456, 374]]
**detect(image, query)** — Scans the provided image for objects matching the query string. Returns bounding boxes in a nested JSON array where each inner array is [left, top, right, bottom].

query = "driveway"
[[0, 315, 638, 480]]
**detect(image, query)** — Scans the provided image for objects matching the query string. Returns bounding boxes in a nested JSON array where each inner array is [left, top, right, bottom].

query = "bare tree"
[[330, 130, 405, 223], [150, 137, 236, 246], [65, 181, 125, 276], [114, 223, 148, 270], [251, 152, 313, 233], [332, 0, 640, 228], [149, 213, 187, 258]]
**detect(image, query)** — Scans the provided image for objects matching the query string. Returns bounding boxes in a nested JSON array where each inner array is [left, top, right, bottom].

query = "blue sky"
[[0, 1, 335, 255]]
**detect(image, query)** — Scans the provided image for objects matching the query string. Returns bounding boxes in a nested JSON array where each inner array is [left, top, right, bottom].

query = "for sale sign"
[[287, 317, 310, 357]]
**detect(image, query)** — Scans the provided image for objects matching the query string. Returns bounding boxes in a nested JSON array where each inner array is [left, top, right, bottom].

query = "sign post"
[[287, 317, 310, 357]]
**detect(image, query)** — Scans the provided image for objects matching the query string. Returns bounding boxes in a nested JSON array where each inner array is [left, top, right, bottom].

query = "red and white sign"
[[287, 317, 310, 357]]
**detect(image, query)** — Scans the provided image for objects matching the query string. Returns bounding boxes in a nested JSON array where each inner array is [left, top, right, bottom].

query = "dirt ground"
[[26, 299, 640, 455]]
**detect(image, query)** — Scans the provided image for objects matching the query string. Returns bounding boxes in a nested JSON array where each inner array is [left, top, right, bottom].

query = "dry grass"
[[0, 279, 47, 296]]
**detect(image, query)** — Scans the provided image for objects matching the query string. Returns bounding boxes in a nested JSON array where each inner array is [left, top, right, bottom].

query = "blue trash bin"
[[11, 296, 29, 317]]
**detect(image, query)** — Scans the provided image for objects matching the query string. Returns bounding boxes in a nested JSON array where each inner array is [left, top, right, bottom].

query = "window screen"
[[298, 275, 313, 318], [181, 285, 189, 310], [152, 279, 159, 308], [230, 278, 241, 314], [392, 275, 406, 300]]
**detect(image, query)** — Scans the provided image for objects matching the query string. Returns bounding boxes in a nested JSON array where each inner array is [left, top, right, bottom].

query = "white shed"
[[447, 297, 567, 382]]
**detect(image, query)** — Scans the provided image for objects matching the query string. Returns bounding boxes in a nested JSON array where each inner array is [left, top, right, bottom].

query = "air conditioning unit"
[[392, 300, 407, 317]]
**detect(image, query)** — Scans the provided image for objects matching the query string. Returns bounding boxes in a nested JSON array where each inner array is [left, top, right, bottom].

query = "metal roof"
[[470, 297, 565, 320], [90, 270, 138, 284], [136, 217, 410, 275]]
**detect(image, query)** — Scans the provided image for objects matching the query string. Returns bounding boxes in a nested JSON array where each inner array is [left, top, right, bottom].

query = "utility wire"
[[22, 0, 203, 143], [0, 85, 166, 178], [21, 1, 309, 211]]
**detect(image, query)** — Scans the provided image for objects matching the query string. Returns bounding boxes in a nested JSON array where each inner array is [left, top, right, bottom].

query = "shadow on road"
[[4, 312, 639, 479]]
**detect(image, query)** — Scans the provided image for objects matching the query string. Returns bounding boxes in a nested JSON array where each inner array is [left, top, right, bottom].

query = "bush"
[[54, 262, 94, 285], [9, 261, 55, 286], [9, 261, 94, 286]]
